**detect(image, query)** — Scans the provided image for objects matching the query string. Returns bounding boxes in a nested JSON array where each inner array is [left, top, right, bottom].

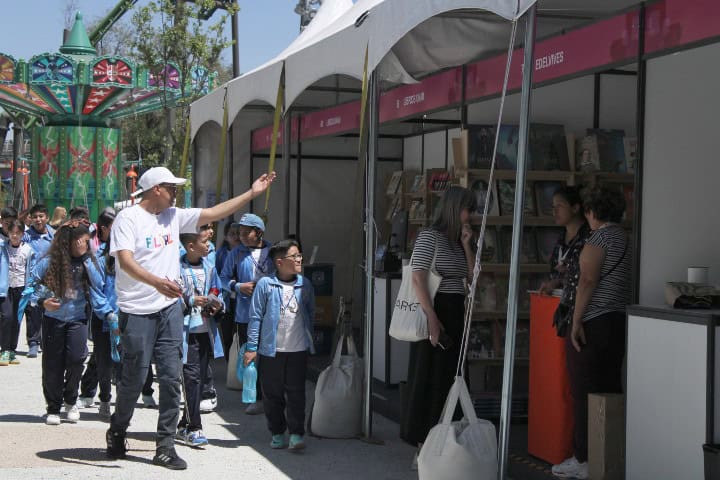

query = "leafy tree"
[[131, 0, 238, 172]]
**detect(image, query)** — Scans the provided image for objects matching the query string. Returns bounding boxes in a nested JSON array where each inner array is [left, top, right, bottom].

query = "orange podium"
[[528, 293, 574, 465]]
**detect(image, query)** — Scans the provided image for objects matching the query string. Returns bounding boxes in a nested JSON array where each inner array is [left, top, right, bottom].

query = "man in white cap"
[[106, 166, 275, 469]]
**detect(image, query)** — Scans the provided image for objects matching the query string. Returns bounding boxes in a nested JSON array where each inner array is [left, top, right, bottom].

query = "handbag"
[[310, 333, 364, 438], [418, 377, 498, 480], [226, 330, 243, 390], [389, 234, 441, 342]]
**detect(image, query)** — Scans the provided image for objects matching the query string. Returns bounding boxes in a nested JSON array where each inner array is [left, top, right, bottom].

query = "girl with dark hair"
[[29, 220, 108, 425], [400, 186, 477, 454], [552, 185, 631, 480], [540, 186, 590, 327]]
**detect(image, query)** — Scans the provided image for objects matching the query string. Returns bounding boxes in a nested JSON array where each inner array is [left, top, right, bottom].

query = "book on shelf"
[[497, 180, 537, 216], [536, 227, 564, 264], [587, 128, 627, 172], [409, 173, 426, 194], [476, 273, 498, 310], [468, 323, 496, 359], [386, 171, 403, 195], [478, 227, 500, 263], [534, 181, 564, 216], [529, 124, 570, 171], [385, 196, 401, 222], [495, 125, 520, 170], [428, 171, 451, 191], [622, 184, 635, 221], [408, 199, 425, 221], [470, 179, 500, 216], [467, 125, 496, 169], [623, 137, 637, 173], [576, 134, 601, 172], [498, 227, 538, 264]]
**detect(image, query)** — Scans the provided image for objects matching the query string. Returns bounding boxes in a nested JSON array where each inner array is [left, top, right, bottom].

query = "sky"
[[0, 0, 304, 74]]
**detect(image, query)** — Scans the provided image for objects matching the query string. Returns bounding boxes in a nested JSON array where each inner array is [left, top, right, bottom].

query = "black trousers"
[[179, 333, 212, 431], [565, 311, 626, 463], [79, 315, 114, 402], [41, 315, 88, 414], [0, 286, 23, 351], [220, 303, 236, 363], [26, 305, 43, 348], [260, 351, 307, 435], [400, 292, 465, 446]]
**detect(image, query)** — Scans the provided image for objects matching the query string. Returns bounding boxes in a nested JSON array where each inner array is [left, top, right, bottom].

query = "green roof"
[[59, 12, 97, 56]]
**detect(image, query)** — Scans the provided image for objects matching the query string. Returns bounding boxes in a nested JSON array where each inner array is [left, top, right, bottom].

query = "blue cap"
[[238, 213, 265, 231]]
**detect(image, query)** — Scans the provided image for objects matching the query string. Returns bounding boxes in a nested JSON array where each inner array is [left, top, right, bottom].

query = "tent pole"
[[363, 70, 379, 439], [283, 111, 292, 238], [498, 5, 536, 480]]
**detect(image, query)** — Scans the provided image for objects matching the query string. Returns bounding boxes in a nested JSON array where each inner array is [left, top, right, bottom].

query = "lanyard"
[[248, 248, 268, 274], [280, 285, 299, 315], [184, 262, 209, 296]]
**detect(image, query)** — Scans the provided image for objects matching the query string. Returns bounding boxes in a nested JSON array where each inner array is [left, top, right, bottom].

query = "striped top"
[[582, 224, 632, 322], [411, 229, 468, 294]]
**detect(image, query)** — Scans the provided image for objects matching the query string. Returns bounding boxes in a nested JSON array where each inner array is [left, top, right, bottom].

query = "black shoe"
[[106, 428, 128, 459], [153, 447, 187, 470]]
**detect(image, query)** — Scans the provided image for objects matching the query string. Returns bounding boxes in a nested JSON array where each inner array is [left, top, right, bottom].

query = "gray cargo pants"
[[110, 301, 183, 449]]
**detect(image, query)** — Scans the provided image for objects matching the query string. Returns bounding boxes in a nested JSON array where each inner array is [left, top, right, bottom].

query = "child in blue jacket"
[[177, 231, 224, 448], [29, 220, 107, 426], [244, 239, 314, 451]]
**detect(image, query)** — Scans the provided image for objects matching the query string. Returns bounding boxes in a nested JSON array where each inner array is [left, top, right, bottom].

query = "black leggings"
[[400, 292, 465, 446]]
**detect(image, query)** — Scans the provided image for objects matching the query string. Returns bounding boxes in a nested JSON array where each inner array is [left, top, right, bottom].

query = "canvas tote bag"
[[389, 234, 441, 342], [226, 330, 243, 390], [418, 377, 498, 480], [311, 333, 364, 438]]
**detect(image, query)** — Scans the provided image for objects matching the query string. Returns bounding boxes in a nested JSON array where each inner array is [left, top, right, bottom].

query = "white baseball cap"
[[131, 167, 186, 197]]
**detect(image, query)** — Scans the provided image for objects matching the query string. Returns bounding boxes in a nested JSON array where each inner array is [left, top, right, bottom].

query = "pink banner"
[[466, 11, 639, 100], [379, 68, 462, 123], [251, 118, 299, 152], [299, 100, 361, 140], [644, 0, 720, 55]]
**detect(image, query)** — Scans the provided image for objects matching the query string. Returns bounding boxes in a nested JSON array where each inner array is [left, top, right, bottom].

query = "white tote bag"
[[389, 235, 441, 342], [226, 331, 243, 390], [418, 377, 498, 480], [311, 334, 364, 438]]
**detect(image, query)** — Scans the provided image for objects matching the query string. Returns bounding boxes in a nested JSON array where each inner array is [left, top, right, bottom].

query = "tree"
[[131, 0, 237, 172]]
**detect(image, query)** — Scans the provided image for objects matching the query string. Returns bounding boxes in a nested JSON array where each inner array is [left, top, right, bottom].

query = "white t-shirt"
[[111, 205, 201, 314], [185, 263, 209, 334], [7, 243, 32, 288], [275, 280, 306, 352], [250, 248, 270, 282]]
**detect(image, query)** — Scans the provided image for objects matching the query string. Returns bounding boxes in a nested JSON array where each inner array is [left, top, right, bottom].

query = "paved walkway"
[[0, 324, 417, 480]]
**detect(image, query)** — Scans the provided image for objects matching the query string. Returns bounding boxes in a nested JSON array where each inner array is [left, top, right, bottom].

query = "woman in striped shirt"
[[400, 186, 476, 452], [553, 185, 631, 480]]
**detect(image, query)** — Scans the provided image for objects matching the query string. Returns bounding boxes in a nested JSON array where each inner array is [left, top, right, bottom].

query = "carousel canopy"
[[0, 12, 215, 126]]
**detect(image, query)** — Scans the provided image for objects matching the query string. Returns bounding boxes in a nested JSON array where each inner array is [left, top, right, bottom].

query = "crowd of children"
[[0, 162, 318, 470]]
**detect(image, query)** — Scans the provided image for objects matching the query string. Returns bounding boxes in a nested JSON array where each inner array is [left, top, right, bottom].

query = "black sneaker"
[[106, 428, 128, 459], [153, 447, 187, 470]]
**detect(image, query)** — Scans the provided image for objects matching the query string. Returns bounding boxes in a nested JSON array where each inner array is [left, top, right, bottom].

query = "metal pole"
[[296, 117, 303, 240], [498, 6, 536, 480], [231, 3, 240, 77], [363, 70, 379, 438], [282, 112, 292, 238], [12, 126, 22, 208]]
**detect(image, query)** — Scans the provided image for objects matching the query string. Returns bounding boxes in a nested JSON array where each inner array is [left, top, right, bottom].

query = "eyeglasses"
[[283, 253, 303, 261], [159, 184, 178, 194]]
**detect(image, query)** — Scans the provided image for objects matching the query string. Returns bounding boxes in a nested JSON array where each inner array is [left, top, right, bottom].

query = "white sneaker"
[[46, 413, 61, 426], [142, 394, 157, 408], [199, 397, 217, 413], [77, 396, 95, 408], [244, 401, 264, 415], [99, 401, 111, 419], [64, 403, 80, 423], [551, 456, 588, 479]]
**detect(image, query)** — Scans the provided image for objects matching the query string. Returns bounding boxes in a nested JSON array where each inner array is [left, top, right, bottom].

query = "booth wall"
[[639, 42, 720, 304], [193, 123, 223, 209]]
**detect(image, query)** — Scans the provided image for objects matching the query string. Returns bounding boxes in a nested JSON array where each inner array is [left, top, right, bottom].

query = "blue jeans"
[[110, 301, 183, 449]]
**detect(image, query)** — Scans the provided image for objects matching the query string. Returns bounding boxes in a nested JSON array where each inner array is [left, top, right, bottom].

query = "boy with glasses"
[[244, 239, 314, 451]]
